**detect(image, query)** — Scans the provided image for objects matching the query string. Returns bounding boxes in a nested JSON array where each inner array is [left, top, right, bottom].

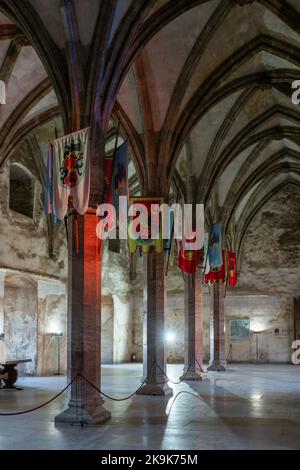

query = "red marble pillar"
[[208, 282, 226, 371], [181, 269, 205, 380], [55, 210, 110, 424], [137, 250, 172, 396]]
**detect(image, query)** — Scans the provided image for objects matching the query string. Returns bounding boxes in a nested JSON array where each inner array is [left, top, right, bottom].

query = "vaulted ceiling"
[[0, 0, 300, 255]]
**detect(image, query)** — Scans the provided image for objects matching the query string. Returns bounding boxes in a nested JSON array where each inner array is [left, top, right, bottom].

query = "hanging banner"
[[208, 223, 222, 270], [128, 196, 164, 253], [227, 251, 238, 287], [45, 127, 91, 221], [205, 250, 226, 285], [178, 235, 200, 274]]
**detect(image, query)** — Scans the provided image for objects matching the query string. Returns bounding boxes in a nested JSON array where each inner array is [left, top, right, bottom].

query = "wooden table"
[[0, 359, 32, 390]]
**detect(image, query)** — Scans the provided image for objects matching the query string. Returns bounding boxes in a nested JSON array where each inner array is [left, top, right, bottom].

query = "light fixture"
[[0, 333, 4, 340], [251, 393, 263, 401], [51, 332, 63, 337], [250, 319, 266, 333], [48, 319, 63, 336], [165, 332, 176, 344]]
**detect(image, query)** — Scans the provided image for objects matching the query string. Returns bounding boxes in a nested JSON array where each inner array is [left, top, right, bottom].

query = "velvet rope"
[[0, 374, 79, 416], [0, 359, 207, 417]]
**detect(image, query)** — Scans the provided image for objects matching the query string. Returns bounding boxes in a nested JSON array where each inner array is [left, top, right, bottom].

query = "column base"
[[136, 382, 173, 396], [207, 361, 226, 372], [180, 368, 207, 381], [55, 401, 111, 425]]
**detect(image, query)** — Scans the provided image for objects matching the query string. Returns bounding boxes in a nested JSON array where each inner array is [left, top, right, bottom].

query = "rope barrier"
[[154, 356, 205, 385], [0, 358, 207, 418], [0, 374, 78, 416], [78, 362, 156, 401], [166, 390, 204, 416]]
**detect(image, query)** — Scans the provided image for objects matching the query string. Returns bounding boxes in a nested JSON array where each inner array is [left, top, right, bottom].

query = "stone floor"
[[0, 363, 300, 450]]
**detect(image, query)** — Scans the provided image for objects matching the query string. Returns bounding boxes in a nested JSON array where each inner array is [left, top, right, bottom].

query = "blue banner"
[[208, 223, 222, 270]]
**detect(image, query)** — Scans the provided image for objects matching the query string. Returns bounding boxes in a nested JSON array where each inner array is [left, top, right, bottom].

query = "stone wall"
[[0, 147, 68, 375], [235, 184, 300, 363], [224, 295, 289, 363]]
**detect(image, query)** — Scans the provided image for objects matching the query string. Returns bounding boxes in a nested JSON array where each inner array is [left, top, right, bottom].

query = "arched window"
[[9, 163, 34, 219]]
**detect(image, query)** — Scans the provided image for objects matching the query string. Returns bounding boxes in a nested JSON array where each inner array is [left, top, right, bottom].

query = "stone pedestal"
[[208, 283, 226, 371], [55, 211, 110, 424], [137, 251, 172, 396], [181, 270, 206, 381]]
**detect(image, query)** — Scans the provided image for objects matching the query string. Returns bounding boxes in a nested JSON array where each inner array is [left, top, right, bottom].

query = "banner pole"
[[165, 180, 179, 276], [202, 228, 212, 285]]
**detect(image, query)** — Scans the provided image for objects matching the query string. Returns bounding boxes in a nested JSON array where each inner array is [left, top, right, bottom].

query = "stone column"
[[208, 282, 226, 371], [0, 269, 6, 363], [55, 210, 110, 424], [181, 269, 205, 380], [137, 251, 172, 396]]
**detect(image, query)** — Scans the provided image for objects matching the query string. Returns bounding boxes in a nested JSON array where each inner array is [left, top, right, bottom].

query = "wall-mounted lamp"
[[165, 332, 176, 344], [0, 333, 4, 340]]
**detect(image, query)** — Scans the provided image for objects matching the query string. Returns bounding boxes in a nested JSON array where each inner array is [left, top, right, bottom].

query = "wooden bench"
[[0, 359, 32, 390]]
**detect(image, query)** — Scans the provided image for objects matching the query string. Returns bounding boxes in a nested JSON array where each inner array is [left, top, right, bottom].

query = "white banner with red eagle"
[[45, 127, 90, 221]]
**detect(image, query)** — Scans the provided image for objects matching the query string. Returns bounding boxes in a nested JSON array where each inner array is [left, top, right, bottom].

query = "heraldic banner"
[[45, 127, 90, 221], [178, 236, 200, 274], [205, 250, 226, 285], [128, 196, 164, 253], [208, 222, 222, 270]]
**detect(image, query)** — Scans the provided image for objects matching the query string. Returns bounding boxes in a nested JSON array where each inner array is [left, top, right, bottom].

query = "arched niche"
[[3, 274, 37, 375], [9, 163, 35, 219]]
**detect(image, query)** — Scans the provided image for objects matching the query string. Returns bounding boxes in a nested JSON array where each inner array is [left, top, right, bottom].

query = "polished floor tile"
[[0, 364, 300, 450]]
